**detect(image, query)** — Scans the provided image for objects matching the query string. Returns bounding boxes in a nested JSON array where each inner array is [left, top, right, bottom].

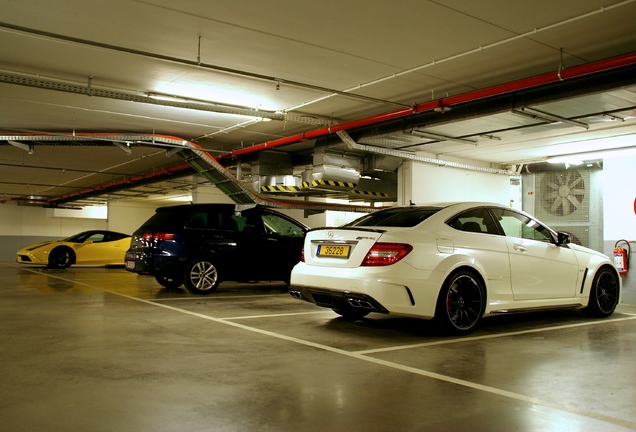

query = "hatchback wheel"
[[184, 258, 220, 294], [435, 269, 485, 335], [582, 267, 619, 318]]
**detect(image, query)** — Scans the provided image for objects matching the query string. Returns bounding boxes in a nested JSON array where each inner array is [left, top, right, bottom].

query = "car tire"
[[155, 275, 183, 289], [332, 308, 370, 320], [47, 247, 75, 269], [183, 257, 220, 295], [434, 269, 485, 335], [582, 266, 620, 318]]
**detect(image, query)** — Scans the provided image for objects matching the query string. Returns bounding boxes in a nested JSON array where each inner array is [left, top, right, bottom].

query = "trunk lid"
[[303, 227, 386, 268]]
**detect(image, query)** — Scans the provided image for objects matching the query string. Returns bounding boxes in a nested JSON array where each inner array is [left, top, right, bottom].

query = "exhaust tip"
[[347, 298, 375, 310]]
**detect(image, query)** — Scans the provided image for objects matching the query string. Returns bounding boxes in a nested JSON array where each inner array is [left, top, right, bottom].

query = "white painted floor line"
[[150, 293, 287, 301], [224, 310, 334, 320], [355, 315, 636, 355], [9, 264, 636, 430]]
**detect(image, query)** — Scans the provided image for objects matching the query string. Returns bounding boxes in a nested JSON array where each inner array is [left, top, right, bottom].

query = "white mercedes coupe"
[[289, 202, 621, 334]]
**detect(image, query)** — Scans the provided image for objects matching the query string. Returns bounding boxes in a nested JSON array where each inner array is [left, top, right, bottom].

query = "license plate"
[[317, 244, 350, 258], [125, 260, 136, 270]]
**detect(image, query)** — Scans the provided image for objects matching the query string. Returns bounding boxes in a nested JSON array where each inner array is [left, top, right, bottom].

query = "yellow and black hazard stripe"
[[260, 185, 302, 193], [301, 179, 357, 190], [350, 190, 389, 197]]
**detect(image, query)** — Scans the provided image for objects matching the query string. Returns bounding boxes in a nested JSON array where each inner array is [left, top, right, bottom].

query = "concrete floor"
[[1, 262, 636, 432]]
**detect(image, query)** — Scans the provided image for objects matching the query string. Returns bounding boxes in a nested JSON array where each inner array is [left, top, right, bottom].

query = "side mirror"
[[557, 232, 570, 245]]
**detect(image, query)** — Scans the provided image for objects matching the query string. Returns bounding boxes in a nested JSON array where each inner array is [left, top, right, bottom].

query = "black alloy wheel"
[[435, 269, 485, 335], [47, 247, 74, 269], [582, 267, 620, 318]]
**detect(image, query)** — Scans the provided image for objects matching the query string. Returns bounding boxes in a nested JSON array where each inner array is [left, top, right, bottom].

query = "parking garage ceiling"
[[1, 0, 636, 207]]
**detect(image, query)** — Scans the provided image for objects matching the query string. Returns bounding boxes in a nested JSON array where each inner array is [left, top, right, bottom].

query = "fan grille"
[[539, 170, 587, 218]]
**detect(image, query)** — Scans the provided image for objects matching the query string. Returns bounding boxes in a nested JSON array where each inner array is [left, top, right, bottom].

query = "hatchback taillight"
[[361, 242, 413, 266], [142, 231, 175, 241]]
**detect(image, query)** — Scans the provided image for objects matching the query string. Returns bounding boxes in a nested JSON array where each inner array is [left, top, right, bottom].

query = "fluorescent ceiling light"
[[147, 93, 188, 102], [166, 195, 192, 202], [547, 157, 583, 165], [155, 83, 278, 111], [547, 146, 636, 164]]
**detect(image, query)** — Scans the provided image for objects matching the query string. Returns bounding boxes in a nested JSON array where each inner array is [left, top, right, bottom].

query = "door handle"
[[514, 245, 527, 252]]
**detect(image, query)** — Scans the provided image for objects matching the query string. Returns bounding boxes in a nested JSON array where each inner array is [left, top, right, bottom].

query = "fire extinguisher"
[[614, 240, 631, 275]]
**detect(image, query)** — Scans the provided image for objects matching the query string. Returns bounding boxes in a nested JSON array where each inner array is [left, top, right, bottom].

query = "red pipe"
[[5, 52, 636, 206], [217, 51, 636, 160], [48, 162, 192, 202]]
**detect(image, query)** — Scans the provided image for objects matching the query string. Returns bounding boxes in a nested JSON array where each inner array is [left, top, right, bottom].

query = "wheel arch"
[[444, 265, 489, 304], [581, 263, 621, 317], [581, 262, 622, 298], [184, 251, 225, 273], [434, 266, 488, 334], [434, 255, 490, 302], [50, 245, 77, 265]]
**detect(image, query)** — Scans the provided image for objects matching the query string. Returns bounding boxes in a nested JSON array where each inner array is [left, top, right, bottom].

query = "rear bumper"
[[289, 286, 389, 314], [290, 262, 441, 318], [124, 250, 153, 274], [124, 250, 184, 277]]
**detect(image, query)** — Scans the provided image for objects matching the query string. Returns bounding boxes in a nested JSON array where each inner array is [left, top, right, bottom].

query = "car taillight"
[[300, 247, 305, 262], [361, 242, 413, 266], [142, 231, 175, 241]]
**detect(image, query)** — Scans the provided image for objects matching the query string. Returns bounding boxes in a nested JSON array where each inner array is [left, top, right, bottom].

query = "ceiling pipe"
[[4, 52, 636, 207], [0, 21, 406, 110], [49, 161, 193, 203], [0, 133, 377, 212], [336, 131, 515, 175], [216, 51, 636, 161]]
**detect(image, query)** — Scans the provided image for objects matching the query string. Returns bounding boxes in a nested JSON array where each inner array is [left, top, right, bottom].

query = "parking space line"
[[8, 264, 636, 430], [150, 294, 286, 301], [224, 311, 334, 320], [355, 315, 636, 355]]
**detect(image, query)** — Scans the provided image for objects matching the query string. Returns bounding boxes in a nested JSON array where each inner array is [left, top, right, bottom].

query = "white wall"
[[108, 201, 167, 235], [0, 204, 110, 260], [602, 158, 636, 240], [0, 204, 108, 237], [602, 157, 636, 303]]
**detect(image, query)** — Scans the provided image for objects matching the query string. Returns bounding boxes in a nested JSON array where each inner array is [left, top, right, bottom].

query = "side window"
[[261, 213, 305, 238], [86, 233, 106, 243], [447, 207, 498, 235], [489, 208, 553, 242], [185, 210, 231, 230], [218, 212, 239, 231], [237, 212, 265, 234], [185, 211, 210, 229]]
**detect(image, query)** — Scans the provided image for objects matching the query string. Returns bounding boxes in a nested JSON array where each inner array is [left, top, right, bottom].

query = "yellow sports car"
[[16, 230, 131, 269]]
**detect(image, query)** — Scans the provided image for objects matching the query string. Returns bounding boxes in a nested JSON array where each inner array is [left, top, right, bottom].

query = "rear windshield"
[[345, 207, 442, 228], [140, 209, 190, 229]]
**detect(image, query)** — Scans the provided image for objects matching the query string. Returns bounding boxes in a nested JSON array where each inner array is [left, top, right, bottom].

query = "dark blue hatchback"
[[125, 204, 308, 294]]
